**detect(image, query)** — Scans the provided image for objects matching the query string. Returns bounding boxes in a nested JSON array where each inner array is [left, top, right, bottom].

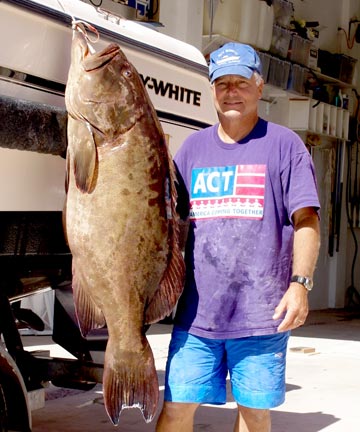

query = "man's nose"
[[227, 83, 240, 93]]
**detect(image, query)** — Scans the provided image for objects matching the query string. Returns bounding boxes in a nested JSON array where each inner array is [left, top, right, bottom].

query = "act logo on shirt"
[[190, 164, 266, 220]]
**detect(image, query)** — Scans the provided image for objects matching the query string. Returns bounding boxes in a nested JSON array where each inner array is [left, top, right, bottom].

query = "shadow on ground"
[[31, 374, 339, 432]]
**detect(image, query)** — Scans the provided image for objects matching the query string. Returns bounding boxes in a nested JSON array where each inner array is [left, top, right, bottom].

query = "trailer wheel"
[[0, 384, 8, 432], [0, 346, 31, 432]]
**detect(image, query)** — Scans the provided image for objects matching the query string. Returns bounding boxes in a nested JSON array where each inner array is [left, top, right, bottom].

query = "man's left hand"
[[273, 283, 309, 332]]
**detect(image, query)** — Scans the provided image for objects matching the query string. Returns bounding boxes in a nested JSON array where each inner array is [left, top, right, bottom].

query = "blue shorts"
[[164, 327, 290, 409]]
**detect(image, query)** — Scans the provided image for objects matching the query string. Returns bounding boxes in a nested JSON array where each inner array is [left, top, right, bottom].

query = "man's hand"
[[273, 206, 320, 332], [273, 282, 309, 332]]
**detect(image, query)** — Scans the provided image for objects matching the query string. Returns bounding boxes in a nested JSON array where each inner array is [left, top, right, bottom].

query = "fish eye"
[[123, 68, 132, 78]]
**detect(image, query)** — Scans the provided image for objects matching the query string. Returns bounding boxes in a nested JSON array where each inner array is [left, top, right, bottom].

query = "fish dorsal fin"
[[68, 117, 97, 193]]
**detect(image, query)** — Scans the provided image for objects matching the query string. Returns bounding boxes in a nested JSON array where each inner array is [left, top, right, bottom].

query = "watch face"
[[305, 278, 313, 291]]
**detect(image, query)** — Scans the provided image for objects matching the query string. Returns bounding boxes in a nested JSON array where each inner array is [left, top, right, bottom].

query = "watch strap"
[[291, 275, 313, 291]]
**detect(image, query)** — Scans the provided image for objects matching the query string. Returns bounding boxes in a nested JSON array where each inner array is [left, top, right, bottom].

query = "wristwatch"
[[291, 275, 313, 291]]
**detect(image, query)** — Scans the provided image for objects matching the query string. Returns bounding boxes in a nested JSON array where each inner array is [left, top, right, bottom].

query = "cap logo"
[[217, 55, 241, 65]]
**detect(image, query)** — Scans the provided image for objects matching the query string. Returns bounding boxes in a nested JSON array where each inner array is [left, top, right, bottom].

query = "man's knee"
[[156, 402, 199, 431], [160, 401, 199, 420], [239, 406, 269, 419], [236, 405, 271, 432]]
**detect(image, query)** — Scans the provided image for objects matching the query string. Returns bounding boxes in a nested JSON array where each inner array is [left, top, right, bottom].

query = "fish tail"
[[103, 337, 159, 425]]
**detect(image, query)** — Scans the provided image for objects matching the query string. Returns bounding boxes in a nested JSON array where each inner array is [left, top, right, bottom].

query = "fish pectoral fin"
[[145, 244, 185, 324], [103, 339, 159, 425], [68, 117, 97, 193], [72, 272, 105, 337]]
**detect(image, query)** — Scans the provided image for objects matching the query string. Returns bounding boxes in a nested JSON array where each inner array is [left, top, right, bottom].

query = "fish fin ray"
[[103, 338, 159, 425], [145, 243, 185, 324], [145, 152, 186, 323], [68, 117, 97, 193], [72, 271, 105, 336]]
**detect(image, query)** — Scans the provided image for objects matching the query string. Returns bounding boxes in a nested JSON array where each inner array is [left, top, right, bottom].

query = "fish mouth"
[[83, 44, 121, 72]]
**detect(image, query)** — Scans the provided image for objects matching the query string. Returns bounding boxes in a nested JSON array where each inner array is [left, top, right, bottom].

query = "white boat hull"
[[0, 0, 217, 211]]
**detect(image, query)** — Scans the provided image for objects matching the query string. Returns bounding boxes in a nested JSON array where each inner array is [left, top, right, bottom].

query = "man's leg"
[[227, 333, 289, 432], [158, 328, 227, 431], [156, 402, 199, 432], [233, 406, 271, 432]]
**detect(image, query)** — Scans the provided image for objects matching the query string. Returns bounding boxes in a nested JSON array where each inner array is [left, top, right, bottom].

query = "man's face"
[[212, 74, 263, 120]]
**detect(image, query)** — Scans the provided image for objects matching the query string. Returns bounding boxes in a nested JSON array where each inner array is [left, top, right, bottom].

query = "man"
[[156, 42, 320, 432]]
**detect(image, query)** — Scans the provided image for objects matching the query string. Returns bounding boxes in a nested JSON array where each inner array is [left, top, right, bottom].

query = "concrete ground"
[[22, 309, 360, 431]]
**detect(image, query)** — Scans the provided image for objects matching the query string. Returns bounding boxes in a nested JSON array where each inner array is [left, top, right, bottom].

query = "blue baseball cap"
[[209, 42, 262, 83]]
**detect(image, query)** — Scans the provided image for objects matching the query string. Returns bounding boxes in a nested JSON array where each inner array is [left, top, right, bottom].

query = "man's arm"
[[273, 206, 320, 332]]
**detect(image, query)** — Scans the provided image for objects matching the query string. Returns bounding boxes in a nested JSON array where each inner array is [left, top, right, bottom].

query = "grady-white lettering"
[[141, 75, 201, 106]]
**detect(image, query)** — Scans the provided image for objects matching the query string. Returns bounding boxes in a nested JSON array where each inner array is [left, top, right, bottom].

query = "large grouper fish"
[[64, 22, 185, 425]]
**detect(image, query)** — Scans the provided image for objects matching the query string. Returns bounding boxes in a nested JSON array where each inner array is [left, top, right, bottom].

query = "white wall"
[[292, 0, 344, 52], [292, 0, 360, 89], [158, 0, 204, 50], [344, 140, 360, 307], [291, 1, 360, 309], [80, 0, 137, 19]]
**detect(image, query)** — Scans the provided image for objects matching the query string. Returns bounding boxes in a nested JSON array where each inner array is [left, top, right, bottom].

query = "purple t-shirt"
[[174, 118, 320, 339]]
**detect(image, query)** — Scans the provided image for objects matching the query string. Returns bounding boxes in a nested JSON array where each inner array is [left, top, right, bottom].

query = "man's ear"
[[258, 79, 264, 99]]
